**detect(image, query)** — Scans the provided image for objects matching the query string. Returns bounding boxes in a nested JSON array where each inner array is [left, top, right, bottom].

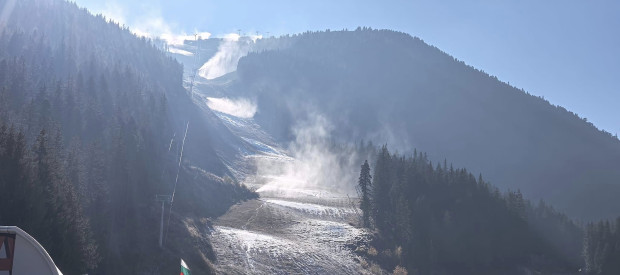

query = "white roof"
[[0, 226, 63, 275]]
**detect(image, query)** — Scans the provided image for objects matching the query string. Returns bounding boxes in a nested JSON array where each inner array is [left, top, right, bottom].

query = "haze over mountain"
[[2, 0, 620, 274], [72, 0, 620, 139], [175, 27, 619, 273], [197, 29, 620, 221]]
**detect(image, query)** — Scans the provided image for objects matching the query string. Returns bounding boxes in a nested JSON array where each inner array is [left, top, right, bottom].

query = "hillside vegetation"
[[235, 28, 620, 221], [0, 0, 255, 273]]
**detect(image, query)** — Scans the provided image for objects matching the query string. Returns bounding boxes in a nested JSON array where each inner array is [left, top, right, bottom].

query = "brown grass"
[[393, 265, 408, 275], [368, 246, 378, 256]]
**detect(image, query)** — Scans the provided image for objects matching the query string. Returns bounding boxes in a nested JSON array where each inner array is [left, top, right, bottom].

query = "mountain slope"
[[0, 0, 255, 273], [231, 29, 620, 221]]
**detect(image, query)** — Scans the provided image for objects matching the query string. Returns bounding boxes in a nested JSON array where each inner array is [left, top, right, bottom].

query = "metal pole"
[[159, 199, 164, 248], [156, 194, 171, 248]]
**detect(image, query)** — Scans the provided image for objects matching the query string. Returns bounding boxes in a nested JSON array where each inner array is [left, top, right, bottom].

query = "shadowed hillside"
[[233, 28, 620, 221], [0, 0, 255, 273]]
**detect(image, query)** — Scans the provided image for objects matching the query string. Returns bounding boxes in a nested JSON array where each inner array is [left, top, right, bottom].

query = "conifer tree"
[[358, 160, 372, 227]]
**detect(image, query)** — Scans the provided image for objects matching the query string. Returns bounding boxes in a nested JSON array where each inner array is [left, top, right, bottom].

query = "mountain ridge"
[[227, 28, 620, 221]]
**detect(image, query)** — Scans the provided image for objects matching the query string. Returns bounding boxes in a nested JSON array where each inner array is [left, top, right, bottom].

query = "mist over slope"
[[229, 29, 620, 221], [2, 0, 617, 271]]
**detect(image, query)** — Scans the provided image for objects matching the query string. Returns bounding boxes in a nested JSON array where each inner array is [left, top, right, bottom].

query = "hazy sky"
[[73, 0, 619, 136]]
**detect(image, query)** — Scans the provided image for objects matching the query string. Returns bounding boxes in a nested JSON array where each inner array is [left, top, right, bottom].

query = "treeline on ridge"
[[356, 145, 583, 274]]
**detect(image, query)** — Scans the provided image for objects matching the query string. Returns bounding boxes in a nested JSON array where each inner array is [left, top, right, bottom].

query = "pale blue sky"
[[74, 0, 620, 136]]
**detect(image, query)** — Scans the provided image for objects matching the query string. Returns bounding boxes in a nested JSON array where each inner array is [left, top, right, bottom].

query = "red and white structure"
[[0, 226, 62, 275]]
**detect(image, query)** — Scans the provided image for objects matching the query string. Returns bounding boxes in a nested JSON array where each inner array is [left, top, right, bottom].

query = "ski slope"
[[174, 41, 375, 274]]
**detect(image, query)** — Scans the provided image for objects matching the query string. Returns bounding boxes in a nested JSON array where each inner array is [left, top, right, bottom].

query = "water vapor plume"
[[198, 33, 261, 80], [255, 113, 363, 198]]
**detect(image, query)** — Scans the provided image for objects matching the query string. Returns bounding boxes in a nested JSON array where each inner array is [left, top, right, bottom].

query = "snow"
[[217, 226, 282, 252], [291, 219, 365, 246], [206, 97, 257, 118], [215, 113, 249, 128], [198, 35, 251, 80], [240, 137, 281, 155], [265, 199, 355, 218], [212, 216, 369, 274], [186, 59, 372, 274], [214, 226, 286, 272], [168, 47, 194, 56]]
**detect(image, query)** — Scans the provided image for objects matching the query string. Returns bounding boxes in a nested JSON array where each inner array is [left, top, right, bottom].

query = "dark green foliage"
[[357, 160, 372, 227], [0, 0, 254, 273], [526, 200, 584, 265], [0, 125, 28, 224], [32, 129, 99, 273], [583, 218, 620, 274], [0, 126, 98, 273], [360, 147, 582, 274]]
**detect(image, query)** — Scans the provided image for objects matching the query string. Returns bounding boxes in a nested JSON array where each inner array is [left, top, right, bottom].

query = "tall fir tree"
[[358, 160, 372, 227]]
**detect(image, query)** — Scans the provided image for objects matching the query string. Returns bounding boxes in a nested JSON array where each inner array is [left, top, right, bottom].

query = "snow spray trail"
[[181, 63, 375, 273], [197, 98, 372, 274]]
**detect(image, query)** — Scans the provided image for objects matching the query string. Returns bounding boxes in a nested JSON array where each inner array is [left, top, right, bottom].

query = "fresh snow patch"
[[256, 183, 314, 195], [212, 223, 367, 274], [214, 226, 298, 272], [255, 179, 349, 199], [215, 112, 248, 128], [265, 199, 355, 218], [206, 97, 257, 118], [241, 137, 281, 155], [216, 226, 282, 252], [168, 47, 194, 56], [291, 219, 365, 245]]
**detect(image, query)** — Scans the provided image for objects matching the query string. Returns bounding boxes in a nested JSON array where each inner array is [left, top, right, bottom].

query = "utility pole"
[[156, 194, 171, 248]]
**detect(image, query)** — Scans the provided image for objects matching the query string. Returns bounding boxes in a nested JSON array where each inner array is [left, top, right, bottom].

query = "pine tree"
[[358, 160, 372, 227], [0, 125, 27, 225], [30, 129, 99, 273]]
